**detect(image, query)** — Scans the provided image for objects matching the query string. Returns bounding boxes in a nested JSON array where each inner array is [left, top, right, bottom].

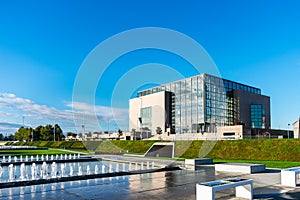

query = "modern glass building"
[[129, 74, 270, 135]]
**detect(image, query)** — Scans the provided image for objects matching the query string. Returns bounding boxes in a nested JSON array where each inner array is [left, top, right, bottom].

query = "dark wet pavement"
[[1, 156, 300, 199]]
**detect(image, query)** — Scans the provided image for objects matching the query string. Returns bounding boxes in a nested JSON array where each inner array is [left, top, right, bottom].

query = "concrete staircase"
[[144, 142, 174, 158]]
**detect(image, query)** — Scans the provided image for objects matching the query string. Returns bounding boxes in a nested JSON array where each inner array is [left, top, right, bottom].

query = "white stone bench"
[[185, 158, 213, 166], [215, 163, 265, 174], [196, 178, 253, 200], [281, 167, 300, 187]]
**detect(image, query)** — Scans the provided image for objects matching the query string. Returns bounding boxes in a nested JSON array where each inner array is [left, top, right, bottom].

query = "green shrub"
[[37, 141, 50, 147], [50, 141, 64, 148], [59, 141, 74, 149], [71, 141, 86, 149]]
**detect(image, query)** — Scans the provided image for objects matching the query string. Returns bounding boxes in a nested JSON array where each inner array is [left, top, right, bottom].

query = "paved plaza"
[[1, 155, 300, 199]]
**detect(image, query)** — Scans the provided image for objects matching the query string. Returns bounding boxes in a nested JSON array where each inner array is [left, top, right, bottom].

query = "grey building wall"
[[233, 90, 271, 129]]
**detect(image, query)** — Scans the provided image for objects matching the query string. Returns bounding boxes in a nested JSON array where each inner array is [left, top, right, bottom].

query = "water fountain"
[[8, 156, 11, 163], [0, 165, 3, 177], [8, 164, 14, 181], [31, 163, 37, 180], [95, 165, 98, 174], [61, 163, 65, 177], [51, 162, 57, 178], [109, 163, 113, 173], [86, 165, 90, 175], [78, 165, 82, 176], [0, 153, 162, 190], [20, 163, 26, 181], [116, 163, 119, 172], [70, 165, 73, 176], [41, 162, 47, 179], [122, 163, 126, 172]]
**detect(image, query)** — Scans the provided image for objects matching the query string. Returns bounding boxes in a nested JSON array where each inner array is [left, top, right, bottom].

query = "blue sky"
[[0, 0, 300, 134]]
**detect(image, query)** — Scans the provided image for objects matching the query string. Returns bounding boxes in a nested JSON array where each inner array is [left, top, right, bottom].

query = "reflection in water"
[[31, 185, 36, 199], [8, 187, 12, 200]]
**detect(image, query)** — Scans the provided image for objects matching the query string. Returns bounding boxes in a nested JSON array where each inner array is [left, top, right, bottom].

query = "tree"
[[33, 124, 65, 141], [0, 133, 4, 141], [118, 129, 123, 138], [156, 127, 162, 135], [67, 132, 74, 137], [34, 126, 43, 141], [14, 127, 32, 141], [7, 134, 14, 141], [53, 124, 64, 141]]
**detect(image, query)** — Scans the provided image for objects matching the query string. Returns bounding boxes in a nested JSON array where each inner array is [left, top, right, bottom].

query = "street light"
[[138, 97, 143, 140], [108, 119, 110, 134], [288, 123, 291, 139]]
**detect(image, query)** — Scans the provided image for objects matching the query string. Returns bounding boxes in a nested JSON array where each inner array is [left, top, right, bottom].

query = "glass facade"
[[250, 104, 265, 128], [141, 107, 152, 131], [137, 74, 262, 133]]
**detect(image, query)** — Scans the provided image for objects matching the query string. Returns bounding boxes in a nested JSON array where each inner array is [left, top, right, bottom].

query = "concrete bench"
[[281, 167, 300, 187], [215, 163, 265, 174], [185, 158, 213, 166], [196, 178, 253, 200]]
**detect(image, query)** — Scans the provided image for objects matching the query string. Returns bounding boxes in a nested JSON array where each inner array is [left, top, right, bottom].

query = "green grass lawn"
[[0, 149, 74, 156], [213, 158, 300, 169]]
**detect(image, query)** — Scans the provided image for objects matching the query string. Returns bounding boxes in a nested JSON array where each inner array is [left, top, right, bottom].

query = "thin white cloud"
[[67, 101, 128, 121], [0, 93, 129, 134]]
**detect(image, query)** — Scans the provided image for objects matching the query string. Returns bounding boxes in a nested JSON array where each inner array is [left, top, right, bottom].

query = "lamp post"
[[108, 119, 110, 134], [139, 97, 143, 140], [31, 127, 33, 142], [288, 123, 291, 139]]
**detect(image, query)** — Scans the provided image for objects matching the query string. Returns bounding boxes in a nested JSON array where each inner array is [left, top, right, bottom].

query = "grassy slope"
[[207, 139, 300, 162], [7, 139, 300, 168], [0, 149, 72, 156]]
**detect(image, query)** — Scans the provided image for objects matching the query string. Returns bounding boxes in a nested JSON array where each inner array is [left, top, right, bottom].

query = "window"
[[250, 104, 265, 128]]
